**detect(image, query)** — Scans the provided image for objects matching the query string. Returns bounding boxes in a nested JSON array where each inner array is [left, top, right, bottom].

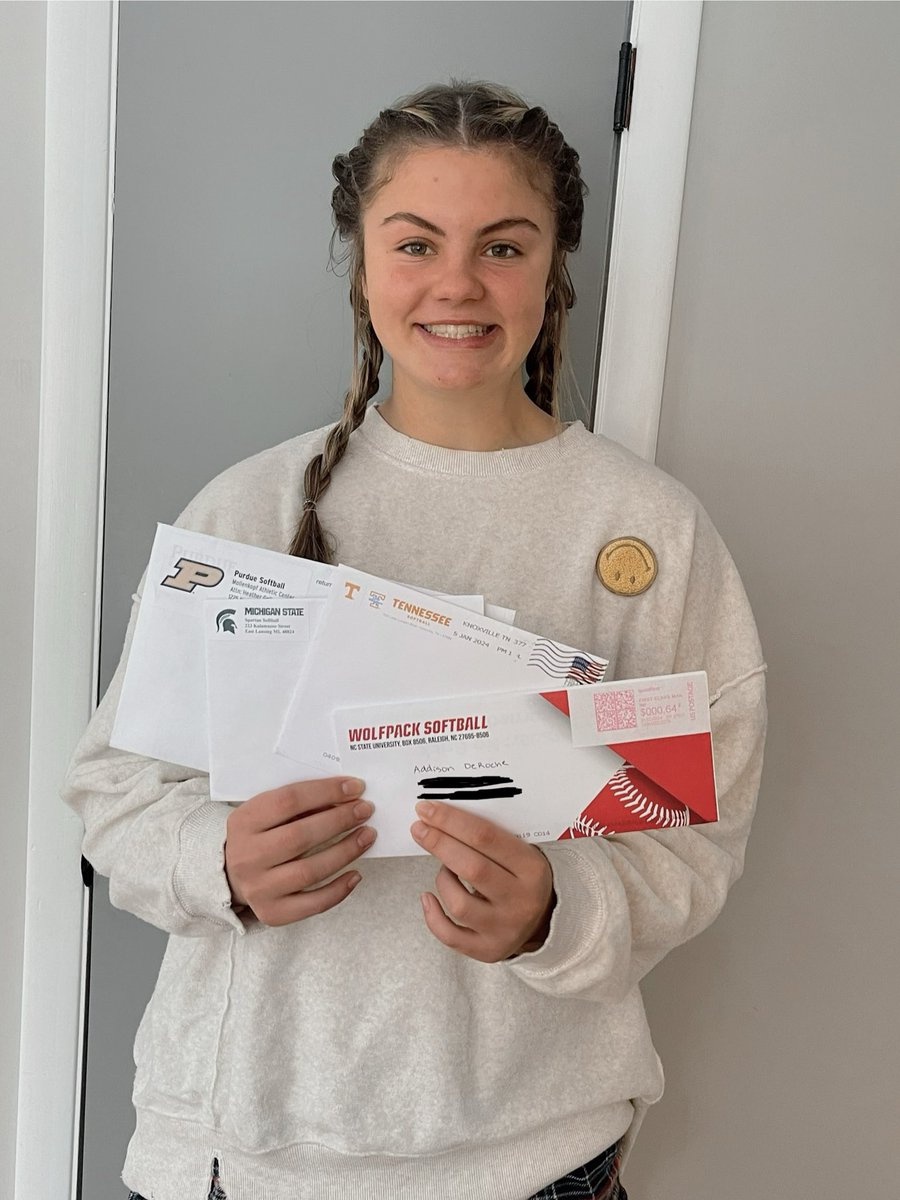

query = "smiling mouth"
[[419, 323, 495, 339]]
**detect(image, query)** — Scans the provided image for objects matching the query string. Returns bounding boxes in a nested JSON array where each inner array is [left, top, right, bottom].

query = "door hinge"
[[614, 42, 637, 132]]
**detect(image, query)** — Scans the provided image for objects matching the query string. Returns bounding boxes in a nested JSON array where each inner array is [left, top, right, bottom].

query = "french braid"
[[289, 81, 586, 562]]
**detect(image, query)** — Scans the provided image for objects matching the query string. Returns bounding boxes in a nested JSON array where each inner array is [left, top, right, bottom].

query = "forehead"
[[364, 145, 552, 227]]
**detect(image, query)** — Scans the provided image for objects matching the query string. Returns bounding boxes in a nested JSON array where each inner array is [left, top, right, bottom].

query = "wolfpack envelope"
[[333, 672, 717, 857]]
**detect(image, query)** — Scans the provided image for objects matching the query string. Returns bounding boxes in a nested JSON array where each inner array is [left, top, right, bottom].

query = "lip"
[[414, 323, 500, 349]]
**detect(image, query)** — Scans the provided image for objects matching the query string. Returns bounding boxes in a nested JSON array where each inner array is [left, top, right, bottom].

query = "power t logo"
[[344, 581, 361, 600], [161, 557, 225, 592]]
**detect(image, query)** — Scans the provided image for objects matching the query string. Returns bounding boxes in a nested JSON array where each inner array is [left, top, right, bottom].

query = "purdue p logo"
[[161, 557, 225, 593]]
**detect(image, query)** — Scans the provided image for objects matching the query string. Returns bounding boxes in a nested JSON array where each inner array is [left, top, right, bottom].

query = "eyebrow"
[[381, 212, 542, 237]]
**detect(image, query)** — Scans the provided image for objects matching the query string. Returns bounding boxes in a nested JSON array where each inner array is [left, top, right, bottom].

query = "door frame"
[[16, 2, 702, 1194]]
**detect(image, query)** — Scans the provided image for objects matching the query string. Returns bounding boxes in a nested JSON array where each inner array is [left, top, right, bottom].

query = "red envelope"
[[540, 687, 717, 839]]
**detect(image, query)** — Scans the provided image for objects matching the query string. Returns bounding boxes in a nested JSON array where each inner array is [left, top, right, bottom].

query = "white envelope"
[[276, 568, 609, 773], [333, 672, 714, 857], [206, 599, 330, 800], [204, 591, 496, 801], [111, 524, 335, 770]]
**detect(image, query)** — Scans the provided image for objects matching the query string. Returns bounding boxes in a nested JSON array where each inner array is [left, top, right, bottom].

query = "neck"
[[378, 383, 559, 451]]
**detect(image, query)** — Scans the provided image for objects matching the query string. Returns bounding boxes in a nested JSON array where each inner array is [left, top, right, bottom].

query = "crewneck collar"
[[356, 404, 586, 478]]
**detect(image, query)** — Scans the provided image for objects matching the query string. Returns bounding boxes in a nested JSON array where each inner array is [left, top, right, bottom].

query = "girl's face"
[[361, 146, 555, 405]]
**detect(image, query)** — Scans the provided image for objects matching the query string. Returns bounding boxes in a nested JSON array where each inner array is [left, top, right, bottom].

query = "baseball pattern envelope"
[[333, 672, 716, 857]]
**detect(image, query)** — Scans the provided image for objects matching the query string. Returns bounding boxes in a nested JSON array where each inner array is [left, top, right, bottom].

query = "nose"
[[433, 250, 485, 303]]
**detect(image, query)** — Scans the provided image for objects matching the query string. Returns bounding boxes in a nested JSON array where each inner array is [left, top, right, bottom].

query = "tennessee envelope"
[[333, 671, 716, 857]]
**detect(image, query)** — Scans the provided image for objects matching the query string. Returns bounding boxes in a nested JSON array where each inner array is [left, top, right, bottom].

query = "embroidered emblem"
[[596, 537, 658, 597]]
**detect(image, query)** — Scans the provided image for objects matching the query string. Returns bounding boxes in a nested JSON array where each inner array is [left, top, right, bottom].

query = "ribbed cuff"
[[173, 801, 246, 932], [504, 843, 610, 989]]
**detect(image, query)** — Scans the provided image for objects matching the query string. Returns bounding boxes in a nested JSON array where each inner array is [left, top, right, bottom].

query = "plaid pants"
[[128, 1141, 626, 1200]]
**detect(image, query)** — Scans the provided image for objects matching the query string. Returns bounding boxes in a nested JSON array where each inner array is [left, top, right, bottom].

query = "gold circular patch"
[[596, 537, 658, 597]]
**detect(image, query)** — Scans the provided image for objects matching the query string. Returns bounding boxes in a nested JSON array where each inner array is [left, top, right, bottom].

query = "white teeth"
[[422, 324, 490, 338]]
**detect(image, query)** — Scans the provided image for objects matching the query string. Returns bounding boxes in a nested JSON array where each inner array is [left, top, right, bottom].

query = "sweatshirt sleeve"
[[61, 586, 245, 936], [60, 434, 323, 938], [58, 448, 272, 943], [507, 506, 767, 1003]]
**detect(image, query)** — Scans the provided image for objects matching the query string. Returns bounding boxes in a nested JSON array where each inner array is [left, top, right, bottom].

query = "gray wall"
[[0, 2, 46, 1193], [627, 3, 899, 1194]]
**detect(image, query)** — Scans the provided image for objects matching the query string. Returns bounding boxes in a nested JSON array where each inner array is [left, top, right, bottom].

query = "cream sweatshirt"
[[62, 407, 766, 1200]]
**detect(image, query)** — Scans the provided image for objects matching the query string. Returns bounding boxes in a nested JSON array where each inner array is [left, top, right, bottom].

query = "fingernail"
[[341, 778, 365, 798], [410, 820, 428, 841], [357, 827, 376, 848], [353, 800, 374, 821], [415, 800, 435, 818], [347, 872, 361, 890], [419, 893, 432, 914]]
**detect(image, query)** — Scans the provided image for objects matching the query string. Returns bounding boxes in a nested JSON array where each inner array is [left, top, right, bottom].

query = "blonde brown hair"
[[289, 80, 586, 562]]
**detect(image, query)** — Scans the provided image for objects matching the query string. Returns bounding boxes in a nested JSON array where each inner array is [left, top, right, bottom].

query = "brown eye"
[[485, 243, 519, 259]]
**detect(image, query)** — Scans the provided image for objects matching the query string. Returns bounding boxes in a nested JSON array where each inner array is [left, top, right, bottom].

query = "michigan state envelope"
[[110, 524, 336, 771], [205, 599, 330, 800], [332, 672, 715, 857], [275, 568, 610, 774]]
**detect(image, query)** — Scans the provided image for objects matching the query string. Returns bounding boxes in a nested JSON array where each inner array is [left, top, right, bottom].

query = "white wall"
[[628, 2, 899, 1194], [0, 2, 46, 1192]]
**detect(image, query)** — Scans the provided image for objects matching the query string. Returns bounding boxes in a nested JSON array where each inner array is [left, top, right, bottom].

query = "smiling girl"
[[64, 82, 766, 1200]]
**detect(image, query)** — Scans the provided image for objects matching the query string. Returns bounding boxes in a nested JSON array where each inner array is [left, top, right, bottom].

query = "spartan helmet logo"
[[216, 609, 237, 634]]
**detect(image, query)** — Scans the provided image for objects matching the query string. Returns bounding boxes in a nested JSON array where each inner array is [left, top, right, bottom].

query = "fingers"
[[412, 800, 535, 876], [250, 824, 377, 926], [433, 864, 490, 927], [420, 891, 485, 959], [230, 821, 376, 926], [261, 799, 375, 868], [268, 823, 376, 896], [411, 801, 545, 905], [258, 869, 364, 927], [224, 776, 376, 922], [411, 801, 555, 962], [243, 776, 367, 832]]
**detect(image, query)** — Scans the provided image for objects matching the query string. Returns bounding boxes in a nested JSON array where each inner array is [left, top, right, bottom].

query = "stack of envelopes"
[[110, 524, 718, 856]]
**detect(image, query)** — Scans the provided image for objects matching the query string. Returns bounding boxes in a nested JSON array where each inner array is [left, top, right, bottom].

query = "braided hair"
[[288, 80, 586, 562]]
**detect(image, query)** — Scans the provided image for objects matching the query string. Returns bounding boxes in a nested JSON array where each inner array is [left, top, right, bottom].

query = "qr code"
[[593, 688, 637, 733]]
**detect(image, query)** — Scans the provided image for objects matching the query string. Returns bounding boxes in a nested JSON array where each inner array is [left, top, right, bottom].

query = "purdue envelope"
[[333, 671, 716, 857], [110, 524, 335, 771]]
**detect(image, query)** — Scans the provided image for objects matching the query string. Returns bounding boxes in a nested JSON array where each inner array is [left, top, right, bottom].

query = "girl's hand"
[[224, 777, 375, 925], [411, 801, 556, 962]]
